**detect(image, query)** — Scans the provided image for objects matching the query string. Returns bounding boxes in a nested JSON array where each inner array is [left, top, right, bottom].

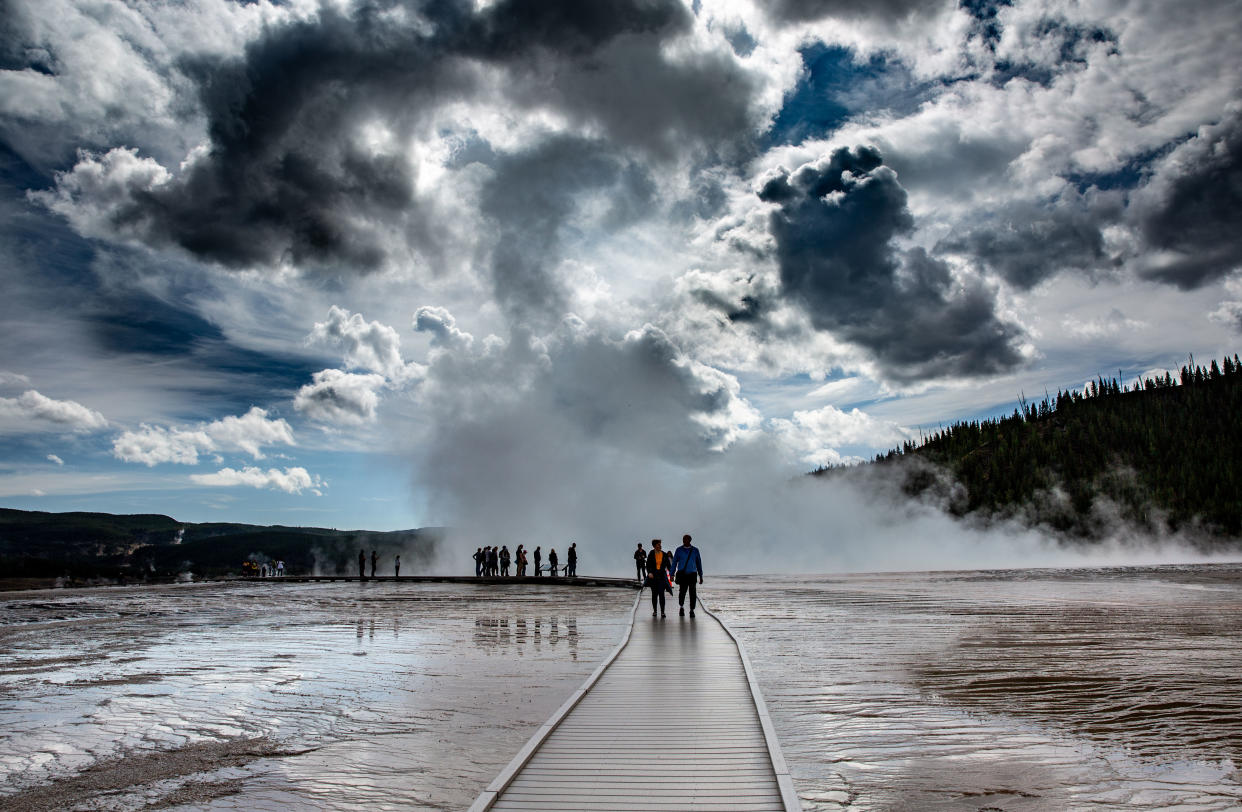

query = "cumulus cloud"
[[757, 145, 1027, 380], [47, 454, 64, 466], [293, 369, 386, 425], [0, 390, 109, 433], [29, 0, 759, 275], [190, 465, 324, 495], [413, 305, 475, 351], [1131, 107, 1242, 289], [112, 407, 294, 466], [309, 305, 423, 380], [769, 404, 912, 467]]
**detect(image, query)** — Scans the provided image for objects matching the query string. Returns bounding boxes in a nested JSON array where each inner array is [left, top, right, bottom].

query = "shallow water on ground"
[[0, 581, 635, 810], [710, 564, 1242, 811], [3, 565, 1241, 811]]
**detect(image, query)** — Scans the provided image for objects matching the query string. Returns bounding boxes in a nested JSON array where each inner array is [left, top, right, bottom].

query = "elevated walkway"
[[470, 591, 800, 811]]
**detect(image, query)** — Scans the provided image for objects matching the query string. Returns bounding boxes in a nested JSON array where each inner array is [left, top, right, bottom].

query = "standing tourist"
[[394, 555, 401, 578], [516, 545, 527, 576], [547, 548, 558, 577], [500, 545, 511, 576], [566, 543, 578, 577], [633, 542, 646, 582], [646, 539, 671, 618], [370, 550, 378, 578], [474, 547, 484, 576], [358, 549, 366, 579], [534, 546, 542, 577], [671, 534, 704, 618]]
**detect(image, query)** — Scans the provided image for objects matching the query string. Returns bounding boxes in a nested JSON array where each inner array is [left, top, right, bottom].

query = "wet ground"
[[0, 581, 636, 810], [711, 564, 1242, 811], [3, 565, 1241, 810]]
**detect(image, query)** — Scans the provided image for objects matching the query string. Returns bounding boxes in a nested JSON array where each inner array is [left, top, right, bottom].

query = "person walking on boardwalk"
[[566, 543, 577, 577], [534, 546, 542, 576], [474, 547, 484, 577], [500, 545, 511, 576], [547, 548, 558, 577], [370, 550, 378, 578], [633, 542, 646, 582], [358, 549, 366, 579], [672, 534, 704, 618], [646, 539, 672, 617], [488, 546, 499, 576], [516, 545, 527, 576]]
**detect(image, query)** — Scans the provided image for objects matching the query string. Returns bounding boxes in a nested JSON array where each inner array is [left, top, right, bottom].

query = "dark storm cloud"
[[763, 0, 948, 24], [480, 136, 655, 326], [758, 146, 1025, 380], [1134, 111, 1242, 290], [936, 195, 1119, 289], [36, 0, 755, 273]]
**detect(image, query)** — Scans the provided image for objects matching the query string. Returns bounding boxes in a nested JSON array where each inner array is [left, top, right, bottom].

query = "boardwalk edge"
[[698, 597, 804, 812]]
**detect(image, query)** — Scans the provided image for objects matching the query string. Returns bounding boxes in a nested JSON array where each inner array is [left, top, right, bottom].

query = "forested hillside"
[[817, 354, 1242, 541], [0, 509, 443, 584]]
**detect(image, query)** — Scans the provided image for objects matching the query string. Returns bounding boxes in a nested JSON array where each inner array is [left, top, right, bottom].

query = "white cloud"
[[112, 423, 213, 466], [112, 407, 295, 466], [769, 404, 912, 467], [1062, 308, 1147, 339], [414, 305, 476, 352], [293, 369, 387, 425], [190, 465, 324, 494], [309, 305, 424, 381], [203, 406, 295, 460], [0, 390, 109, 433], [47, 454, 64, 466], [28, 147, 171, 243]]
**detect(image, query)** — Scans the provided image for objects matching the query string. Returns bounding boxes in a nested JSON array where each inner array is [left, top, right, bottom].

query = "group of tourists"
[[474, 543, 579, 577], [244, 560, 286, 577], [357, 549, 400, 578], [635, 535, 703, 618]]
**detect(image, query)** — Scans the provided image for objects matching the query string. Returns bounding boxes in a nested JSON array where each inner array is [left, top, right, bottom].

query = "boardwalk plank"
[[471, 593, 801, 812]]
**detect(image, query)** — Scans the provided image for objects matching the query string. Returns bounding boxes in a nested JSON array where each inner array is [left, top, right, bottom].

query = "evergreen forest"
[[816, 353, 1242, 541]]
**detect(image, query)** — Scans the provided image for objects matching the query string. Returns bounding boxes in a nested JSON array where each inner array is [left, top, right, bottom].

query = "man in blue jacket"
[[671, 534, 703, 618]]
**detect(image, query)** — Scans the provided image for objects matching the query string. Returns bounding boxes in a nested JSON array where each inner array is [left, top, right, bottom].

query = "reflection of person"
[[672, 534, 703, 618], [370, 550, 378, 578], [394, 555, 401, 578], [358, 549, 366, 579], [534, 546, 542, 576], [646, 539, 671, 617], [566, 543, 577, 577], [548, 548, 558, 576], [633, 542, 646, 582]]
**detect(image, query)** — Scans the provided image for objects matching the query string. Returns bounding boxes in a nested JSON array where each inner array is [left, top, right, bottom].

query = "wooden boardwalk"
[[229, 575, 639, 589], [470, 592, 800, 811]]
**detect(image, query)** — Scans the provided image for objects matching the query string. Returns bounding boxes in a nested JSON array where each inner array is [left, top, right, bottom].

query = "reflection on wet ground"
[[0, 581, 633, 810], [710, 564, 1242, 811]]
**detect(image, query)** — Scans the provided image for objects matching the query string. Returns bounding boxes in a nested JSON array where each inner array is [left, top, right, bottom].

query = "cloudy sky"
[[1, 0, 1239, 563]]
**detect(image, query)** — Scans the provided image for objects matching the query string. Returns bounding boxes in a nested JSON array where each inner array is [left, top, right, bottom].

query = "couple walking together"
[[645, 535, 703, 618]]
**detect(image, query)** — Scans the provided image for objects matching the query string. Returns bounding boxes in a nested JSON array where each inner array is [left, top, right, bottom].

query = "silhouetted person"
[[474, 547, 484, 576], [516, 544, 527, 576], [548, 548, 558, 576], [534, 546, 542, 576], [672, 534, 704, 618], [370, 550, 377, 578], [487, 546, 498, 576], [358, 549, 366, 579], [566, 543, 577, 577], [646, 539, 671, 617], [394, 555, 401, 578], [633, 542, 646, 582], [500, 545, 511, 576]]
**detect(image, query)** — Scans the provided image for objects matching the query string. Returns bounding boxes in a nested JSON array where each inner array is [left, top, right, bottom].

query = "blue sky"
[[1, 0, 1240, 542]]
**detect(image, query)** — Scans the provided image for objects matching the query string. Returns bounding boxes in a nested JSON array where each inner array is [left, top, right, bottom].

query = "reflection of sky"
[[0, 581, 634, 809], [712, 565, 1242, 812]]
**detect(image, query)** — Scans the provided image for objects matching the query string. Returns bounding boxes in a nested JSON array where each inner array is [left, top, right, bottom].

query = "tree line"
[[815, 353, 1242, 541]]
